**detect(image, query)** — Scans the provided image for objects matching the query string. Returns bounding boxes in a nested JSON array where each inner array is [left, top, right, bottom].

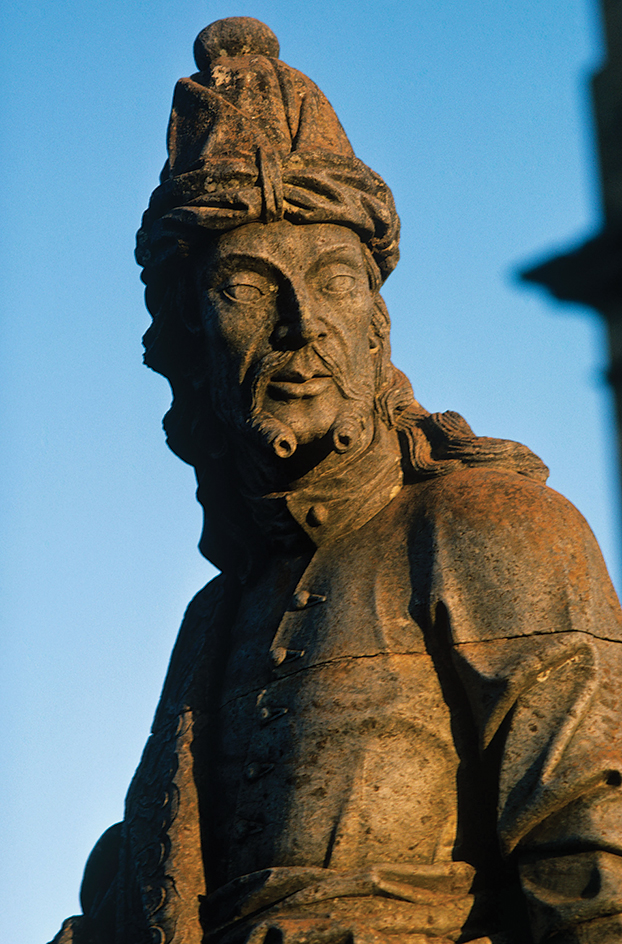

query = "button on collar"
[[306, 504, 327, 528]]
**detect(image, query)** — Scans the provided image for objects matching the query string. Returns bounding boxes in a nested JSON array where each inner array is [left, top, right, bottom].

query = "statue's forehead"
[[202, 221, 366, 273]]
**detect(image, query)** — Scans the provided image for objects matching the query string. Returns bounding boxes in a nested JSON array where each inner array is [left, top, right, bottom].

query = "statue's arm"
[[46, 823, 123, 944], [427, 469, 622, 942], [452, 630, 622, 943], [46, 573, 229, 944]]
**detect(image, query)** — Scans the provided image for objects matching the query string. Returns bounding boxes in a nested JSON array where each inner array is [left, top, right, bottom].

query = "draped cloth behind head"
[[136, 16, 400, 307]]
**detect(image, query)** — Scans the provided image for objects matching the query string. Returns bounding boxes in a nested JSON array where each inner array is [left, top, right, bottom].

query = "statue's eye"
[[323, 274, 356, 295], [222, 282, 265, 302]]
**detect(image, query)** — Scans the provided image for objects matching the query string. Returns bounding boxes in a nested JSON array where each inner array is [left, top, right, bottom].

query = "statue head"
[[137, 17, 548, 567], [137, 16, 402, 474]]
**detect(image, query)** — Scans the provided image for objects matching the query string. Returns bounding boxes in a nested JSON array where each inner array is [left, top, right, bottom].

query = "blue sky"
[[2, 2, 618, 941]]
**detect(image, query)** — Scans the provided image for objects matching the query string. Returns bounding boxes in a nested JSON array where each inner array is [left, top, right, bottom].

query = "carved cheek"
[[223, 317, 277, 387], [205, 296, 270, 356], [339, 302, 376, 362]]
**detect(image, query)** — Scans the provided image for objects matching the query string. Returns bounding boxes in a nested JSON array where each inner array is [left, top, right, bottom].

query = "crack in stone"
[[217, 650, 427, 710]]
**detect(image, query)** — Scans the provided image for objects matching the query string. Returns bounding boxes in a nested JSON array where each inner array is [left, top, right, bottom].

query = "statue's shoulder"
[[151, 571, 234, 731], [170, 570, 231, 662], [408, 465, 589, 539], [183, 570, 229, 620], [402, 463, 616, 590], [401, 466, 622, 641]]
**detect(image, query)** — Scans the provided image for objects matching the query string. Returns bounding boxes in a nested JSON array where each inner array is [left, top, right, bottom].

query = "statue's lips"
[[267, 371, 332, 400]]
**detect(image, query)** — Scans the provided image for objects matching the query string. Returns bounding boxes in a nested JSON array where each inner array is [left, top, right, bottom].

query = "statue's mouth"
[[267, 369, 332, 400]]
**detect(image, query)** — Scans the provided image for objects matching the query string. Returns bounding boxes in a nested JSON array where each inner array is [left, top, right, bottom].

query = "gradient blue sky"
[[2, 2, 619, 941]]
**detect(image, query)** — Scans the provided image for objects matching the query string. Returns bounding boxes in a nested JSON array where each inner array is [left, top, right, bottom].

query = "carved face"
[[194, 221, 381, 458]]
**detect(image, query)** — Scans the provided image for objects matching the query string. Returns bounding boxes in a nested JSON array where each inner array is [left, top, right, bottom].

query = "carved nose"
[[273, 290, 326, 348]]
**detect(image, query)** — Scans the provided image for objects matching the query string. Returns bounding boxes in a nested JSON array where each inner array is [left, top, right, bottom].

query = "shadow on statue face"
[[194, 221, 381, 465]]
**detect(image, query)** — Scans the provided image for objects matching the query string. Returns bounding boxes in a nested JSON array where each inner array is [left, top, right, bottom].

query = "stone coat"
[[56, 467, 622, 944]]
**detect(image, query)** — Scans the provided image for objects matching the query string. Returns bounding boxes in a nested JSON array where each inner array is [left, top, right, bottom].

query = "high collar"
[[241, 419, 404, 552], [198, 418, 404, 578], [271, 420, 403, 547]]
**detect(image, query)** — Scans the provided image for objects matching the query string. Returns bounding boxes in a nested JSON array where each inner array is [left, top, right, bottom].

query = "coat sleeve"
[[47, 574, 231, 944], [425, 468, 622, 943]]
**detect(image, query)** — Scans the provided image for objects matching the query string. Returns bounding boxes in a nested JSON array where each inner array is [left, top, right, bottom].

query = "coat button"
[[245, 762, 274, 781], [291, 590, 326, 610], [259, 705, 288, 723], [270, 646, 305, 668], [292, 589, 311, 609], [233, 818, 263, 839]]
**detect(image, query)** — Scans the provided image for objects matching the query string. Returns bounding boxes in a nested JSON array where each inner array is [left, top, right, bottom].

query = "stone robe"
[[54, 466, 622, 944]]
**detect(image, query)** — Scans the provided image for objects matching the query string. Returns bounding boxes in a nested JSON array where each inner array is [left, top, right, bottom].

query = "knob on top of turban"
[[193, 17, 280, 70]]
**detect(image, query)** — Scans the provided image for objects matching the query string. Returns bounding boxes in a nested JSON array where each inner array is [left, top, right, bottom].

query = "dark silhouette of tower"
[[522, 0, 622, 483]]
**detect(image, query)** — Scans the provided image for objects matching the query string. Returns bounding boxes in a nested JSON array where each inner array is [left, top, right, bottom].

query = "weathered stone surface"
[[50, 17, 622, 944]]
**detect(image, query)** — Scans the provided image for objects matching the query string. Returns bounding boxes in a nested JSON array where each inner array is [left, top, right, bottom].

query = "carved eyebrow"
[[205, 244, 365, 283], [311, 245, 365, 267], [210, 252, 275, 272], [202, 253, 277, 286]]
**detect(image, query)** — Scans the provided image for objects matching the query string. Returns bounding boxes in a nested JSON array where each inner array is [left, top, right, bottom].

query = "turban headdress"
[[136, 16, 400, 302]]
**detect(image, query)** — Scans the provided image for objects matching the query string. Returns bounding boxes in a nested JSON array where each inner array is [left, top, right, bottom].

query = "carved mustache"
[[248, 342, 372, 407], [246, 343, 373, 460]]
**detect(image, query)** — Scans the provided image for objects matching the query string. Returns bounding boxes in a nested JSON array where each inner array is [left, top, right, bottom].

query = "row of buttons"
[[232, 585, 328, 843], [268, 588, 327, 669]]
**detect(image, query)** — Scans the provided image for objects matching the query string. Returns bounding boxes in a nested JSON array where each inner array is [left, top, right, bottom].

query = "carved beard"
[[206, 339, 376, 465]]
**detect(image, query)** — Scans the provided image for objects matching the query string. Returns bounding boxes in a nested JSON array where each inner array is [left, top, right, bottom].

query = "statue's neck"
[[196, 416, 404, 578]]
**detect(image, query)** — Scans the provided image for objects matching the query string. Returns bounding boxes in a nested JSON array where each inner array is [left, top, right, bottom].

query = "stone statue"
[[50, 17, 622, 944]]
